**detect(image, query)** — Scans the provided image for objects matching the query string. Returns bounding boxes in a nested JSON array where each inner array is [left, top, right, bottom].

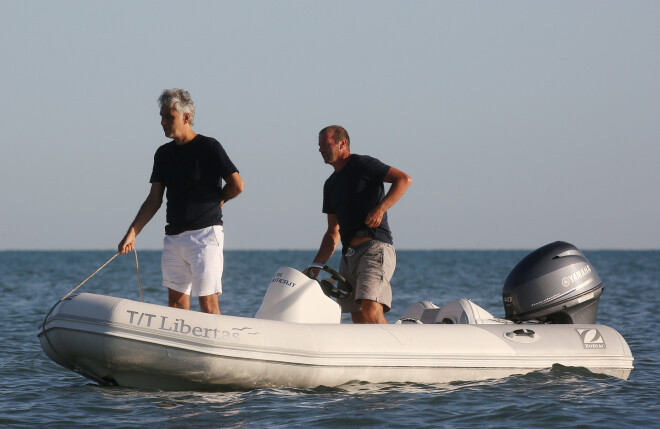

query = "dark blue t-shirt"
[[150, 134, 238, 235], [322, 154, 393, 247]]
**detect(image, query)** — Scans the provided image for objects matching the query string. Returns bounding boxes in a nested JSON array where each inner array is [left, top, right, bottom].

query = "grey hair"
[[158, 89, 195, 126]]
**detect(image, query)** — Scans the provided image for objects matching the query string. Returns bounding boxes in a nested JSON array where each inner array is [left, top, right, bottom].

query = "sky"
[[1, 1, 658, 251]]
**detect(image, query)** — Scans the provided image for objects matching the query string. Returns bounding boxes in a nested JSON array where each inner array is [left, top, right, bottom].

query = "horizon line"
[[2, 247, 658, 252]]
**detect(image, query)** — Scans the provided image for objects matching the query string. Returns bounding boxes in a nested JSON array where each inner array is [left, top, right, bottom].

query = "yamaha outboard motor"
[[502, 241, 603, 324]]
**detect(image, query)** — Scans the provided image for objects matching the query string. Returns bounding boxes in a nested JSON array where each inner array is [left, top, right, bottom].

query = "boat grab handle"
[[510, 328, 536, 337]]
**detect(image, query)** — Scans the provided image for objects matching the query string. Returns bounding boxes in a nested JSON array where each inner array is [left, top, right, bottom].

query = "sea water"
[[1, 249, 658, 428]]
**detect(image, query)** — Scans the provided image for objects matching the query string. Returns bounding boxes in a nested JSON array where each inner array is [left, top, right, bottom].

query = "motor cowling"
[[502, 241, 603, 324]]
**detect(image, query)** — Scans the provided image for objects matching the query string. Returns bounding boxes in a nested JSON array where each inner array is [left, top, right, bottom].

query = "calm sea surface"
[[1, 249, 658, 428]]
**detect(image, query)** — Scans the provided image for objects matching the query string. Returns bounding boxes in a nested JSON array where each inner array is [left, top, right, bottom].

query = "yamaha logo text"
[[562, 265, 592, 287]]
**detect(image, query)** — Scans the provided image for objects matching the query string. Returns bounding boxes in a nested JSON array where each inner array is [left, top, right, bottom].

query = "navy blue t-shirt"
[[150, 134, 238, 235], [322, 154, 393, 247]]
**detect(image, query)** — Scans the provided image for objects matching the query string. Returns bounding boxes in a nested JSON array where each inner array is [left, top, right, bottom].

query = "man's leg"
[[163, 233, 193, 308], [189, 226, 224, 314], [350, 242, 395, 324], [199, 293, 220, 315], [351, 299, 387, 324], [169, 288, 191, 310]]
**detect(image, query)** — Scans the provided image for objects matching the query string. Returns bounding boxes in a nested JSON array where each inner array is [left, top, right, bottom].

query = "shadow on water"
[[25, 365, 626, 428]]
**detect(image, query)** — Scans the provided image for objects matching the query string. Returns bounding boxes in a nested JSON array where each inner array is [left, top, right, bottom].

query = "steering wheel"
[[305, 263, 353, 299]]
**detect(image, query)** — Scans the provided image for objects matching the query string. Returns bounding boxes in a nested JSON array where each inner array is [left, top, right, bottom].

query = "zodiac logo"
[[576, 328, 606, 349]]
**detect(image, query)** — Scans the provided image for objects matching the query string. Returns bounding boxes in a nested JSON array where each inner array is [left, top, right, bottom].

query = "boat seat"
[[397, 300, 438, 324], [397, 299, 501, 324]]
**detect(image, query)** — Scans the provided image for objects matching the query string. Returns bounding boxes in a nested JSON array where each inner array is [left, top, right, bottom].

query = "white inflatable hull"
[[38, 292, 633, 390]]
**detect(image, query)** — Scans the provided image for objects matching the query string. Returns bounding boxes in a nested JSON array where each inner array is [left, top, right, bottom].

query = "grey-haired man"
[[118, 89, 244, 314]]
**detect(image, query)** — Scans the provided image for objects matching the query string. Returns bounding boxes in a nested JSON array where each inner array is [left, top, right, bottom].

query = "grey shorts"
[[337, 240, 396, 313]]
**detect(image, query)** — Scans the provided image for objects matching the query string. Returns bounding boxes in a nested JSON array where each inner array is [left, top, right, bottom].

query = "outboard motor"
[[502, 241, 603, 324]]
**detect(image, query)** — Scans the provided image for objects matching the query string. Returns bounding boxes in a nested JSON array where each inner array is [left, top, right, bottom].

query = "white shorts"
[[161, 225, 224, 297]]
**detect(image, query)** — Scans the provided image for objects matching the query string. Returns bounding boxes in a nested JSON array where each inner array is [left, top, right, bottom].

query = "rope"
[[59, 249, 144, 302], [133, 249, 144, 302]]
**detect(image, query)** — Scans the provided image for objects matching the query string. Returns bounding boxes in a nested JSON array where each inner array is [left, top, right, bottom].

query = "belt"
[[342, 239, 379, 257]]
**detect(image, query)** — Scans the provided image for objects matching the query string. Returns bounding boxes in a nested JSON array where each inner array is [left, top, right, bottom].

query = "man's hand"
[[365, 207, 386, 228], [118, 230, 136, 254], [303, 266, 321, 279]]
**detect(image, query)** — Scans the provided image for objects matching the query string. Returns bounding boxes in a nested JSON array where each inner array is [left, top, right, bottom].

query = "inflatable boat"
[[38, 242, 634, 390]]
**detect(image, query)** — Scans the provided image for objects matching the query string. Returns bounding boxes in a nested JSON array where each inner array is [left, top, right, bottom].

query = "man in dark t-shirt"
[[308, 125, 412, 324], [150, 134, 238, 235], [118, 89, 244, 314]]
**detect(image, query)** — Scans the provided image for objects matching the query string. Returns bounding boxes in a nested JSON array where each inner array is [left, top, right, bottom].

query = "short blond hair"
[[320, 125, 350, 149]]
